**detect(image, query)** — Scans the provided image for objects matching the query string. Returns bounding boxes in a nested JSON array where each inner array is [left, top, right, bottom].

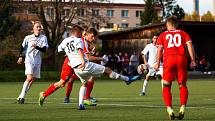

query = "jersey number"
[[66, 41, 75, 53], [166, 34, 182, 48]]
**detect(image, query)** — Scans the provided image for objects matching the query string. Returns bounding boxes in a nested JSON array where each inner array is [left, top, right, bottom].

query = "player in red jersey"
[[63, 27, 99, 105], [154, 16, 196, 120]]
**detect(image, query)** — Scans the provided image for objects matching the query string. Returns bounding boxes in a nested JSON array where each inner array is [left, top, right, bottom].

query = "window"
[[106, 10, 114, 17], [62, 9, 70, 16], [46, 8, 54, 16], [121, 23, 129, 28], [92, 9, 99, 16], [28, 7, 38, 14], [106, 23, 114, 28], [77, 8, 85, 16], [136, 10, 143, 17], [121, 10, 128, 18]]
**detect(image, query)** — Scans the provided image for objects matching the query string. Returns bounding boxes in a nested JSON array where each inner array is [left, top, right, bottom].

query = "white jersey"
[[22, 34, 48, 64], [141, 43, 157, 67], [58, 36, 88, 68]]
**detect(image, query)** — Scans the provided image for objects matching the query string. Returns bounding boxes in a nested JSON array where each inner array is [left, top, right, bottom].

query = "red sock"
[[180, 86, 188, 105], [84, 81, 94, 100], [43, 84, 58, 98], [66, 81, 74, 97], [162, 86, 172, 107]]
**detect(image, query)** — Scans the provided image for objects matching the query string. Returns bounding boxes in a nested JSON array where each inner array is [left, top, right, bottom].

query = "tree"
[[154, 0, 177, 20], [191, 11, 200, 21], [171, 4, 185, 20], [140, 0, 158, 25], [0, 0, 21, 40], [201, 11, 215, 22]]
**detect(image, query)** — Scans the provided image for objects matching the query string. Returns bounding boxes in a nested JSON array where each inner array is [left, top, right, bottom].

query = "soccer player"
[[39, 26, 139, 110], [140, 35, 162, 96], [154, 15, 196, 120], [64, 27, 99, 105], [16, 21, 48, 104]]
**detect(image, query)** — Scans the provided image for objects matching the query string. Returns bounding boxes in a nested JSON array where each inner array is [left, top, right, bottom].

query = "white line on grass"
[[1, 97, 215, 110]]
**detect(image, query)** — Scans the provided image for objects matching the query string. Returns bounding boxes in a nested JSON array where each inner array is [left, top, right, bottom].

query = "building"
[[11, 1, 161, 31]]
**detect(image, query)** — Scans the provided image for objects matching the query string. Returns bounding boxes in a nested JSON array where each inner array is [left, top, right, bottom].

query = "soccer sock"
[[162, 86, 172, 107], [43, 84, 58, 98], [109, 71, 129, 81], [66, 81, 73, 97], [142, 80, 148, 93], [180, 86, 188, 106], [18, 81, 29, 98], [79, 86, 86, 106], [84, 80, 94, 100]]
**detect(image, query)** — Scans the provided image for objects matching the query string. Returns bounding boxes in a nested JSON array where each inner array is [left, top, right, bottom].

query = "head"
[[32, 21, 42, 36], [70, 25, 83, 38], [166, 15, 178, 30], [82, 25, 88, 37], [152, 35, 158, 45], [85, 28, 98, 43]]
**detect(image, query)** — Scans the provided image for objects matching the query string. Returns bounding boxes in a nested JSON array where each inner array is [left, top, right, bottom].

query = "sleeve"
[[142, 45, 149, 55], [58, 40, 65, 52], [42, 36, 49, 48], [184, 31, 192, 44], [76, 38, 84, 50], [157, 33, 164, 47], [21, 36, 28, 48]]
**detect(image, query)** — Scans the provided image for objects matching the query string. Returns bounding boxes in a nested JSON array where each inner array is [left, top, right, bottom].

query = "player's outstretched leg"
[[39, 92, 45, 107]]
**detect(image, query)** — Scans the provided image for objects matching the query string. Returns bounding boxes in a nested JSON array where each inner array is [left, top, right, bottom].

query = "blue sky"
[[112, 0, 214, 15]]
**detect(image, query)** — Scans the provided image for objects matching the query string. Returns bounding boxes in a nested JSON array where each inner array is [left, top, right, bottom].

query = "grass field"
[[0, 78, 215, 121]]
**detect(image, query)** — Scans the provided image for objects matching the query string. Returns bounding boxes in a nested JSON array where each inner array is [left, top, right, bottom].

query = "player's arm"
[[187, 42, 197, 69], [154, 46, 163, 70], [77, 48, 86, 70], [17, 46, 25, 64], [35, 46, 47, 53], [143, 54, 148, 64]]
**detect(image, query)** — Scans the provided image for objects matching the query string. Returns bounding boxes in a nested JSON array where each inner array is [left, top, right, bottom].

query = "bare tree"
[[16, 0, 110, 67]]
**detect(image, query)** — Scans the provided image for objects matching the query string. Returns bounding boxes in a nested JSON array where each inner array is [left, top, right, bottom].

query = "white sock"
[[18, 81, 29, 98], [142, 80, 148, 93], [79, 86, 86, 106], [109, 71, 129, 81]]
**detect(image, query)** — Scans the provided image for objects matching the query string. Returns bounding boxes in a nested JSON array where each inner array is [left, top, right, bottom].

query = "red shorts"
[[163, 55, 188, 84], [60, 57, 78, 81]]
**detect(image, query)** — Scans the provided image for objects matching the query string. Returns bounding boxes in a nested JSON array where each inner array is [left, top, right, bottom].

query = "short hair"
[[87, 28, 98, 36], [166, 15, 178, 28], [32, 21, 41, 27], [70, 25, 83, 34]]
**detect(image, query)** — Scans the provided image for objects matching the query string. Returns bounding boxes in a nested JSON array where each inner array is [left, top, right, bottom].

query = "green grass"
[[0, 78, 215, 121]]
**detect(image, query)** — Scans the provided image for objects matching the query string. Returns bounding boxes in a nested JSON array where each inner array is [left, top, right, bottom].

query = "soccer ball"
[[137, 64, 148, 75]]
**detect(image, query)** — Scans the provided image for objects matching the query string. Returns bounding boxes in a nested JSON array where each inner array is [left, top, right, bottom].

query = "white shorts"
[[147, 64, 163, 77], [74, 62, 105, 83], [25, 63, 41, 78]]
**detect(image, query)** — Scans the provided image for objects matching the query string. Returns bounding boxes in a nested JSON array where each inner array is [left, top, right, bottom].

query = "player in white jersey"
[[16, 21, 49, 104], [140, 35, 163, 96], [38, 26, 139, 110]]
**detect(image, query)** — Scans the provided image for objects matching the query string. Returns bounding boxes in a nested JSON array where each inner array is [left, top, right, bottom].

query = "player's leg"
[[162, 57, 176, 120], [140, 72, 151, 96], [39, 79, 65, 106], [83, 76, 97, 106], [17, 63, 37, 104], [78, 82, 87, 110], [104, 66, 140, 85], [64, 74, 76, 103], [17, 74, 34, 104], [177, 56, 188, 120]]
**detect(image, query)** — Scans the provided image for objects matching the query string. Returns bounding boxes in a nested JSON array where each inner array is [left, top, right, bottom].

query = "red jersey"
[[157, 29, 191, 58]]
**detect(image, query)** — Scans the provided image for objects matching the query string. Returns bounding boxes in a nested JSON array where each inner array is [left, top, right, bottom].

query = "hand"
[[17, 57, 23, 64], [31, 42, 36, 48], [154, 63, 159, 71], [190, 60, 197, 69], [78, 61, 86, 71]]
